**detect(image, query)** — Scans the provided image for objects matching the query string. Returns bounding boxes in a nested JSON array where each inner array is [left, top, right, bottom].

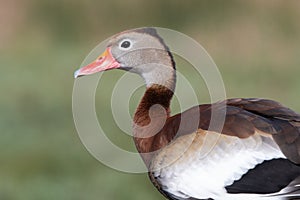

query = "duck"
[[74, 28, 300, 200]]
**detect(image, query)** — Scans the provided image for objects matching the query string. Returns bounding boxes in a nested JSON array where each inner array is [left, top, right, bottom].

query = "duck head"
[[74, 28, 176, 89]]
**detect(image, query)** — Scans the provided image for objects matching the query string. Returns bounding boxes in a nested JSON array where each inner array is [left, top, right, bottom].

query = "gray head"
[[74, 28, 176, 89]]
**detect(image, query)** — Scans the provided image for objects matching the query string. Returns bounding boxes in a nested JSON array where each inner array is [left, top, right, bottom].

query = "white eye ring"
[[119, 39, 132, 50]]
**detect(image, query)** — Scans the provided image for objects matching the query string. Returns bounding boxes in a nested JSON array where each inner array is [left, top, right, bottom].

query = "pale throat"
[[141, 65, 176, 91]]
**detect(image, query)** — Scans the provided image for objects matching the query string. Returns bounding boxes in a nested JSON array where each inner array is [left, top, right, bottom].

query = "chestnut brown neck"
[[133, 84, 174, 165]]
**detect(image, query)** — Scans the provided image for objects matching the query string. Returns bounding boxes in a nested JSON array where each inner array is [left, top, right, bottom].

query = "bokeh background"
[[1, 0, 300, 200]]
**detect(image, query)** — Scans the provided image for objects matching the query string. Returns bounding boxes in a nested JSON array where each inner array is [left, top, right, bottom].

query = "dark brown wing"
[[225, 98, 300, 164], [163, 98, 300, 164], [225, 98, 300, 121]]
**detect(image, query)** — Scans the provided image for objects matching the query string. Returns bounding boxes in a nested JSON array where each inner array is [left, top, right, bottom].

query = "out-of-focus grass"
[[0, 46, 163, 200], [0, 1, 300, 200]]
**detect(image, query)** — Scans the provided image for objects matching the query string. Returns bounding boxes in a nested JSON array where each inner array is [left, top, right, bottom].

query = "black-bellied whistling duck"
[[74, 28, 300, 200]]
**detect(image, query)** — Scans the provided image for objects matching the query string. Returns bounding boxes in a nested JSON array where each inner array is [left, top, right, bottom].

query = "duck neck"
[[133, 64, 176, 134], [133, 76, 175, 164], [133, 65, 176, 156], [132, 47, 176, 165], [133, 83, 174, 125]]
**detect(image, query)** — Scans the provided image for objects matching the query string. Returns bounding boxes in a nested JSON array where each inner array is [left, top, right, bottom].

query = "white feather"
[[150, 130, 286, 200]]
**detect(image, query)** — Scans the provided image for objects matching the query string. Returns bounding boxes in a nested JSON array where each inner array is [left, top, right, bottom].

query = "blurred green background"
[[1, 0, 300, 200]]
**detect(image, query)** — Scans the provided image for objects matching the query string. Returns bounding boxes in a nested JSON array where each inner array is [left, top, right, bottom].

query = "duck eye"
[[120, 40, 131, 49]]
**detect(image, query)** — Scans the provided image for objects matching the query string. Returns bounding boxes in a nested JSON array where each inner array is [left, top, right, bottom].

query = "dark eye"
[[120, 40, 131, 49]]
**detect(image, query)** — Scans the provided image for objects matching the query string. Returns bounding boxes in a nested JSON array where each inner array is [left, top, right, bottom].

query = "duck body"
[[75, 28, 300, 200], [147, 98, 300, 200]]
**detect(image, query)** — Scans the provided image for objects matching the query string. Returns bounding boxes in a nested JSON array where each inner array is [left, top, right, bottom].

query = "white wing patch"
[[150, 130, 285, 200]]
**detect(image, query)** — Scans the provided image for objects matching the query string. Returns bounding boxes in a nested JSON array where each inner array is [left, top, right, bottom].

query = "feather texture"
[[150, 130, 287, 199]]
